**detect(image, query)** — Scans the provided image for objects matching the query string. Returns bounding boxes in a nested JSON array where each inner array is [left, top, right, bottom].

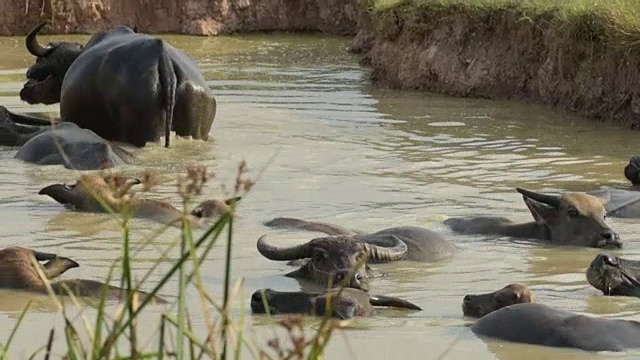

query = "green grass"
[[0, 163, 343, 360], [369, 0, 640, 46]]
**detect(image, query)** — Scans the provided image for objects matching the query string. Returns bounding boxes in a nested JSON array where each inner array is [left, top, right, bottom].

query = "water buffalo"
[[0, 106, 133, 170], [39, 173, 239, 226], [20, 22, 217, 147], [256, 234, 408, 291], [462, 283, 534, 318], [15, 122, 135, 170], [471, 302, 640, 352], [584, 187, 640, 219], [444, 188, 621, 249], [586, 254, 640, 297], [0, 247, 164, 303], [624, 156, 640, 186], [250, 288, 422, 319], [263, 217, 456, 262]]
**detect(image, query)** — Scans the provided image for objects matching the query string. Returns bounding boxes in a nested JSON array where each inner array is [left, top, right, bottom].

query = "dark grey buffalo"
[[472, 302, 640, 352], [15, 122, 134, 170], [624, 156, 640, 186], [250, 288, 422, 319], [444, 188, 621, 249], [1, 106, 134, 170], [20, 22, 216, 147], [586, 188, 640, 219], [586, 253, 640, 297], [259, 218, 455, 290]]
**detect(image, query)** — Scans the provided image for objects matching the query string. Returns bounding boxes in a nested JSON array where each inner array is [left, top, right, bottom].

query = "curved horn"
[[26, 22, 52, 57], [256, 234, 312, 261], [38, 184, 74, 205], [362, 235, 408, 262], [516, 188, 561, 207]]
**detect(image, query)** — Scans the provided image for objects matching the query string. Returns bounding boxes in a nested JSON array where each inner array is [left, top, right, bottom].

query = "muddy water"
[[0, 32, 639, 359]]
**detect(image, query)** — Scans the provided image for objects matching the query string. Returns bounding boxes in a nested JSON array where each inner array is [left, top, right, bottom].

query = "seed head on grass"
[[178, 164, 212, 200]]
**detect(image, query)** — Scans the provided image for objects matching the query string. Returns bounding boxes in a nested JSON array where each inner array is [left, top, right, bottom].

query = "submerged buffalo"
[[259, 218, 455, 289], [21, 22, 216, 147], [624, 156, 640, 186], [15, 122, 135, 170], [585, 187, 640, 219], [444, 188, 621, 249], [471, 302, 640, 352], [250, 288, 422, 319], [462, 283, 534, 318], [1, 106, 133, 170], [0, 246, 164, 303], [39, 173, 239, 227], [586, 253, 640, 297]]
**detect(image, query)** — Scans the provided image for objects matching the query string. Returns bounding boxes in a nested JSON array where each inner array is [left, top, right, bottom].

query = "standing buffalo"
[[20, 22, 217, 148]]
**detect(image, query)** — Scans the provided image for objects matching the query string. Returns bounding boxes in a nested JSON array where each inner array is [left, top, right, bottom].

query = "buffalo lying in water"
[[1, 107, 135, 170], [462, 283, 534, 318], [21, 22, 217, 147], [0, 246, 164, 303], [250, 288, 421, 319], [586, 253, 640, 297], [472, 302, 640, 352], [39, 173, 240, 227], [259, 218, 455, 289], [444, 188, 621, 249]]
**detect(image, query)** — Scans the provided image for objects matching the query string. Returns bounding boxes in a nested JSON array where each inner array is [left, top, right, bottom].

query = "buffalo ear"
[[523, 197, 555, 225]]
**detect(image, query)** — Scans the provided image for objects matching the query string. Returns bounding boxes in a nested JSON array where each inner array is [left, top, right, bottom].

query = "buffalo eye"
[[603, 255, 618, 267], [567, 208, 579, 217], [192, 208, 203, 217]]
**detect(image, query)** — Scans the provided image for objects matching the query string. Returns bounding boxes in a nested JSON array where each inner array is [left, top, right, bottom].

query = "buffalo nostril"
[[601, 231, 613, 240], [463, 295, 472, 303]]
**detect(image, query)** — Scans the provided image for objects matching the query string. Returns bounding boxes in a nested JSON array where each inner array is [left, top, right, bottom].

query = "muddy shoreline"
[[351, 3, 640, 129], [0, 0, 361, 36], [3, 0, 640, 128]]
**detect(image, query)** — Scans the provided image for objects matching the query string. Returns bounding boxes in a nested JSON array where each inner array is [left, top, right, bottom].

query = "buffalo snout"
[[596, 229, 622, 249]]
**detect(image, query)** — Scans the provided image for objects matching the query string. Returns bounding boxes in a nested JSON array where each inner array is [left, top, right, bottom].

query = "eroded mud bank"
[[351, 2, 640, 128], [0, 0, 360, 36]]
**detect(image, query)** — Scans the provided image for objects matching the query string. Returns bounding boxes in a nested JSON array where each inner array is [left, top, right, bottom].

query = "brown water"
[[0, 32, 639, 359]]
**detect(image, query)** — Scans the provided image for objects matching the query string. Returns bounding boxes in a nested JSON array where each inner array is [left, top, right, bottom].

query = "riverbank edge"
[[351, 1, 640, 129], [0, 0, 362, 36]]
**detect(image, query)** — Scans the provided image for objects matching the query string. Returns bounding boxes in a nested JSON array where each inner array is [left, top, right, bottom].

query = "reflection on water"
[[0, 32, 639, 359]]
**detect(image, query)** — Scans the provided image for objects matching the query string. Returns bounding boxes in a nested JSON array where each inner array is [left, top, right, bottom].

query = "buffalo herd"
[[2, 22, 640, 354]]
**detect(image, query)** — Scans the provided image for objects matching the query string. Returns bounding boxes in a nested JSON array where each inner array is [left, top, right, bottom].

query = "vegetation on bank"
[[0, 163, 342, 359], [368, 0, 640, 47]]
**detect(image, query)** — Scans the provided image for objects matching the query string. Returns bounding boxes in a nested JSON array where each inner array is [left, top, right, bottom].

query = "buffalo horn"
[[362, 235, 408, 262], [516, 188, 561, 207], [26, 22, 53, 57], [256, 234, 312, 261]]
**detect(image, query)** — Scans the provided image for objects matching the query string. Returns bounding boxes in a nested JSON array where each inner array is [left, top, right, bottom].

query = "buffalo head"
[[624, 156, 640, 186], [586, 254, 640, 297], [257, 234, 408, 291], [20, 22, 83, 105], [462, 283, 534, 318], [518, 188, 621, 248]]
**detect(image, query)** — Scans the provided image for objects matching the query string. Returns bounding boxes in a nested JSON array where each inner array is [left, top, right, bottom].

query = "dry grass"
[[370, 0, 640, 47]]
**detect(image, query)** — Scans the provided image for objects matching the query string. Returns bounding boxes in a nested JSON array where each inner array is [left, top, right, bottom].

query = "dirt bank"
[[352, 2, 640, 128], [0, 0, 360, 36]]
